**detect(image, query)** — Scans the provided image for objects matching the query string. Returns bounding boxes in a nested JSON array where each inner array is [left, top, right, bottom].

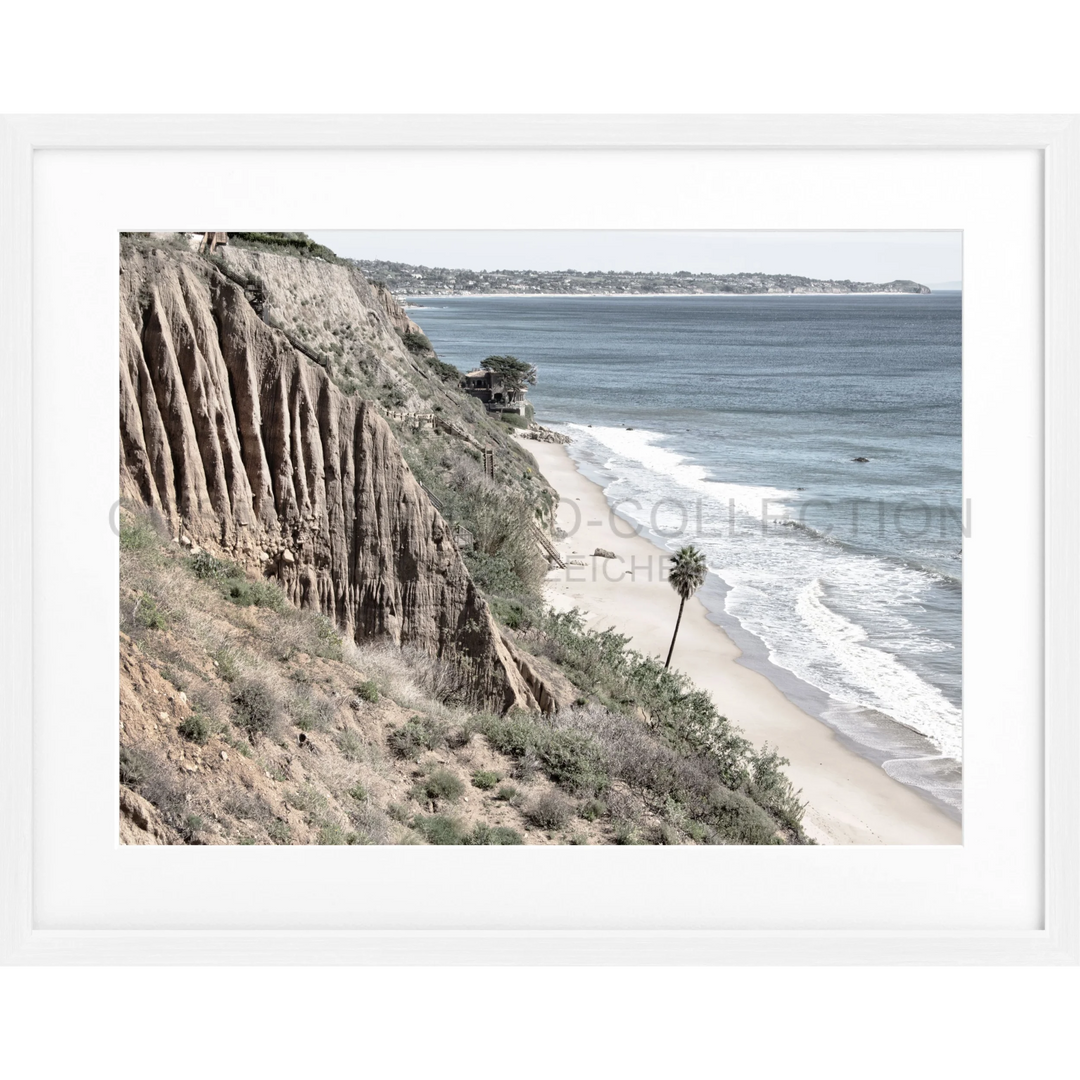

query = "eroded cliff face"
[[120, 244, 536, 711], [372, 279, 427, 339]]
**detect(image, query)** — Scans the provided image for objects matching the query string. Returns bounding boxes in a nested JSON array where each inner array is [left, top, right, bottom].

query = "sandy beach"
[[523, 436, 962, 846]]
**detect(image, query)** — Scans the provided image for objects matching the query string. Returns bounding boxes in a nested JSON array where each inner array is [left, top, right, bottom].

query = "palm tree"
[[664, 544, 708, 669]]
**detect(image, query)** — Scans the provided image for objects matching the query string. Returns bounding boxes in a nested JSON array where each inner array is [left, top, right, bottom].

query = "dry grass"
[[342, 640, 472, 722], [526, 789, 575, 831], [118, 501, 800, 847]]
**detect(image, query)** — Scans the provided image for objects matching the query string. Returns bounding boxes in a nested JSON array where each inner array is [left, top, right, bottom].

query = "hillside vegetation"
[[121, 504, 805, 845]]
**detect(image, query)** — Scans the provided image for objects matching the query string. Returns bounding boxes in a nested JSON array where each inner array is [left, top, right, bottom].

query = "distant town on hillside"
[[356, 259, 932, 297]]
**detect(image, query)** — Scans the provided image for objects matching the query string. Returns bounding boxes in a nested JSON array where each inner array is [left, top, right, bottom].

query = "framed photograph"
[[4, 111, 1075, 972]]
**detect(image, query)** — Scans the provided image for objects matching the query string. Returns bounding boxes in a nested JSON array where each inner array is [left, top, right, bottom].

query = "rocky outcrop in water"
[[119, 244, 538, 711]]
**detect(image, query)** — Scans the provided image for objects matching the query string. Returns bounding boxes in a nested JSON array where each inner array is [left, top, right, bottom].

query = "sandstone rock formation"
[[120, 245, 538, 711], [373, 280, 428, 340], [502, 640, 578, 715], [521, 424, 572, 444], [119, 786, 175, 845]]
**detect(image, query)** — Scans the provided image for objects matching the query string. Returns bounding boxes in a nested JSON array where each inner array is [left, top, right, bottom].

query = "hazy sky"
[[307, 230, 963, 285]]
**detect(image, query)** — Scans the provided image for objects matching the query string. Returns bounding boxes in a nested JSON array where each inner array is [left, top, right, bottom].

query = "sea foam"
[[564, 423, 964, 768]]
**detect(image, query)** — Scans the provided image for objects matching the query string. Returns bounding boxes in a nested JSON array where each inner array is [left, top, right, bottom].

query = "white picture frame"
[[1, 114, 1076, 965]]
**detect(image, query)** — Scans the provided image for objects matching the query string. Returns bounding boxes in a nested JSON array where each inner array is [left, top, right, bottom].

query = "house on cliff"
[[461, 369, 528, 415]]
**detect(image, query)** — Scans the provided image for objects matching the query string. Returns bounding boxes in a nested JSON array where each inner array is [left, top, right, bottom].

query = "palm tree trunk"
[[665, 596, 686, 669]]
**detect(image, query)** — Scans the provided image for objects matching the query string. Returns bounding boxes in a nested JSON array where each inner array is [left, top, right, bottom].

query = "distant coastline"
[[403, 291, 939, 302], [359, 257, 932, 298]]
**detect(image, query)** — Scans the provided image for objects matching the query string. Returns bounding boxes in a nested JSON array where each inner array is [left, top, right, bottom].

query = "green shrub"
[[527, 790, 575, 831], [119, 746, 149, 787], [178, 713, 212, 745], [317, 823, 360, 845], [463, 549, 536, 601], [499, 412, 529, 430], [747, 744, 807, 835], [579, 798, 606, 822], [418, 767, 465, 803], [223, 734, 252, 758], [226, 577, 287, 612], [387, 715, 448, 758], [231, 677, 280, 738], [536, 609, 631, 699], [477, 711, 538, 760], [213, 646, 241, 683], [133, 593, 167, 630], [512, 752, 541, 783], [479, 712, 609, 795], [488, 596, 537, 630], [464, 823, 524, 845], [337, 730, 364, 762], [287, 688, 332, 733], [406, 467, 546, 605], [181, 814, 206, 842], [529, 606, 809, 840], [447, 721, 477, 749], [287, 698, 315, 732], [429, 358, 461, 382], [400, 329, 433, 353], [537, 729, 608, 793], [308, 615, 343, 661], [288, 783, 327, 816], [656, 822, 683, 846], [267, 820, 291, 844], [702, 786, 781, 846], [471, 769, 501, 791], [494, 783, 522, 805], [353, 679, 380, 703], [189, 550, 234, 581], [412, 814, 465, 845], [347, 783, 368, 803], [228, 231, 341, 262], [684, 821, 711, 844], [120, 517, 160, 553]]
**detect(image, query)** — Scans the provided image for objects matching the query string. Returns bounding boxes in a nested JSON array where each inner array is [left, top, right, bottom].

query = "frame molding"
[[1, 114, 1076, 965]]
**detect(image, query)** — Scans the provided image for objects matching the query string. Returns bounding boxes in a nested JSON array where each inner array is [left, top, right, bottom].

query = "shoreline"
[[522, 436, 962, 846]]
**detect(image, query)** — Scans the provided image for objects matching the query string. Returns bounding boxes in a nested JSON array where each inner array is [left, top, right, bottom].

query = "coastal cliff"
[[120, 242, 535, 711], [117, 233, 806, 847]]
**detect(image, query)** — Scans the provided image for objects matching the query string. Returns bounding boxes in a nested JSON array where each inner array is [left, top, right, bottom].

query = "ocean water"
[[411, 294, 963, 815]]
